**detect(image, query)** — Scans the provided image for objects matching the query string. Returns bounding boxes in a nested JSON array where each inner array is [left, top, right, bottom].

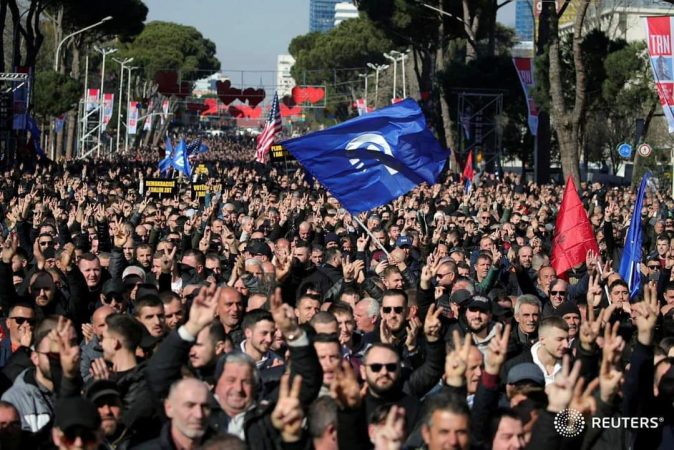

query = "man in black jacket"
[[133, 378, 214, 450]]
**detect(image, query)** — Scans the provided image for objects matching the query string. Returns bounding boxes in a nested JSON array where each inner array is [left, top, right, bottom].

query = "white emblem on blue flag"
[[346, 133, 398, 175]]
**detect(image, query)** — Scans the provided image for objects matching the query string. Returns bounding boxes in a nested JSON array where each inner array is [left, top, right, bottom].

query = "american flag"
[[186, 137, 202, 156], [255, 92, 282, 164]]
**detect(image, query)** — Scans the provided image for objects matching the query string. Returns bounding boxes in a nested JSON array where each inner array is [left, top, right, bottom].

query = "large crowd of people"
[[0, 135, 671, 450]]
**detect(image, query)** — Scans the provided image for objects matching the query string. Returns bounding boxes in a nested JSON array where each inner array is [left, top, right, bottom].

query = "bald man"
[[139, 378, 213, 449], [217, 287, 244, 346], [81, 305, 115, 382]]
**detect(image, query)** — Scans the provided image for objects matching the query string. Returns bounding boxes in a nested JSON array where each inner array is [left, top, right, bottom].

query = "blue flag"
[[159, 135, 173, 175], [619, 172, 651, 300], [281, 98, 448, 214], [171, 139, 192, 177], [26, 115, 46, 159]]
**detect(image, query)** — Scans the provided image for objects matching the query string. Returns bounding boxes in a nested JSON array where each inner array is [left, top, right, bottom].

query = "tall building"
[[334, 2, 358, 26], [515, 0, 535, 44], [310, 0, 342, 32], [277, 55, 296, 98]]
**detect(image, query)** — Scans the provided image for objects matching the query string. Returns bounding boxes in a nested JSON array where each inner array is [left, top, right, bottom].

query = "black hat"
[[54, 397, 101, 431], [325, 232, 340, 244], [85, 380, 121, 404], [553, 301, 581, 318], [102, 279, 124, 297], [136, 284, 160, 302], [466, 295, 491, 312], [450, 289, 472, 307]]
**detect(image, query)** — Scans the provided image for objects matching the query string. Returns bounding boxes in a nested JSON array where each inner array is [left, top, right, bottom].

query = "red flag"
[[550, 177, 599, 275], [463, 151, 474, 182]]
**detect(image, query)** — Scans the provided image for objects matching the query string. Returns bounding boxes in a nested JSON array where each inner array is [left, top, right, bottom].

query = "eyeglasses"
[[550, 290, 567, 296], [366, 363, 398, 373], [10, 316, 35, 326], [382, 306, 404, 314], [102, 296, 123, 305], [648, 265, 660, 270], [62, 426, 99, 446], [480, 216, 490, 220], [39, 241, 53, 247], [436, 272, 452, 278]]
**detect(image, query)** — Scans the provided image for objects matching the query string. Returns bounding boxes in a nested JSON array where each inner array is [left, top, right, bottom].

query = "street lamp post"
[[112, 57, 133, 153], [366, 63, 389, 109], [383, 53, 397, 102], [358, 73, 369, 108], [54, 16, 112, 72], [94, 46, 117, 157], [389, 50, 410, 98], [125, 66, 138, 154]]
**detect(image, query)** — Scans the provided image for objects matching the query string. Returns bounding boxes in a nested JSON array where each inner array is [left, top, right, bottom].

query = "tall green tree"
[[117, 21, 220, 82], [32, 71, 81, 119], [289, 16, 396, 119]]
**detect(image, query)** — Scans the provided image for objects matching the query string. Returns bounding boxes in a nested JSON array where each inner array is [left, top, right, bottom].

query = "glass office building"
[[310, 0, 342, 32], [515, 0, 535, 43]]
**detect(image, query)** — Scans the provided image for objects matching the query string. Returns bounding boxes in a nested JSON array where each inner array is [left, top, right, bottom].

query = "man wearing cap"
[[554, 302, 581, 348], [86, 380, 134, 449], [52, 397, 102, 450], [392, 236, 421, 285], [100, 278, 127, 313], [464, 295, 503, 357], [324, 232, 340, 250], [505, 362, 545, 404]]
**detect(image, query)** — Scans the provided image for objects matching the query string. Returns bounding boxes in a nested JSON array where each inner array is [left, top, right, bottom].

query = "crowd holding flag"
[[255, 92, 282, 164], [281, 98, 447, 215], [550, 177, 600, 276], [619, 172, 652, 300]]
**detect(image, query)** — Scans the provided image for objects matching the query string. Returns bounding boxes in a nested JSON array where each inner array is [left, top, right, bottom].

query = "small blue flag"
[[159, 135, 173, 175], [281, 98, 448, 214], [171, 139, 192, 177], [619, 171, 651, 300]]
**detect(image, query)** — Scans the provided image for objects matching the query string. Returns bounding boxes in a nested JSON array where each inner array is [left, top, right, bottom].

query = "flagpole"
[[353, 215, 391, 259]]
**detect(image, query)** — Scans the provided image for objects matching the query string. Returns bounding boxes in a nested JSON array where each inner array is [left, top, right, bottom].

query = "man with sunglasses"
[[360, 328, 445, 435], [0, 303, 35, 368], [2, 316, 70, 433], [542, 279, 569, 317]]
